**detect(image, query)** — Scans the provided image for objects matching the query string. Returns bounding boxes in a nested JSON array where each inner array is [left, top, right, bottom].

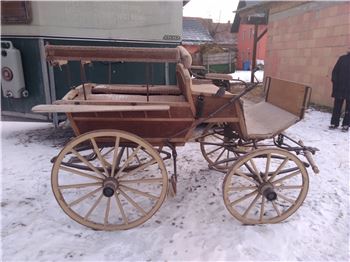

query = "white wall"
[[2, 1, 183, 42]]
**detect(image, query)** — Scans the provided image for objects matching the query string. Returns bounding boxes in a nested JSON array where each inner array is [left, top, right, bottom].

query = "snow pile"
[[1, 109, 349, 261]]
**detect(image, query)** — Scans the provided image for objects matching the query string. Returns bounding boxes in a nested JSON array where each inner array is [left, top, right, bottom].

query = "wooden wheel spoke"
[[228, 185, 256, 192], [135, 154, 142, 165], [101, 147, 114, 159], [276, 192, 295, 204], [226, 150, 230, 168], [90, 138, 110, 176], [212, 134, 225, 142], [259, 195, 265, 222], [104, 197, 111, 225], [115, 193, 128, 225], [110, 136, 121, 178], [271, 201, 281, 216], [118, 159, 157, 180], [120, 185, 159, 200], [59, 166, 103, 182], [214, 148, 226, 164], [235, 170, 260, 186], [268, 157, 289, 182], [70, 149, 106, 178], [272, 170, 301, 185], [119, 178, 163, 184], [242, 193, 260, 217], [200, 141, 225, 147], [118, 189, 147, 215], [230, 190, 258, 206], [84, 193, 104, 220], [249, 158, 263, 183], [114, 146, 142, 178], [58, 182, 102, 190], [264, 153, 271, 181], [68, 187, 102, 207], [274, 185, 303, 190], [207, 145, 224, 155]]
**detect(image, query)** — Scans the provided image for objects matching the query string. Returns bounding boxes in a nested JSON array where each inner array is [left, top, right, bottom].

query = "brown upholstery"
[[177, 46, 192, 69], [176, 63, 196, 115]]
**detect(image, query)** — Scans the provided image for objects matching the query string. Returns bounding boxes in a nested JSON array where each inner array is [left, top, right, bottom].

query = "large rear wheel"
[[51, 130, 168, 230]]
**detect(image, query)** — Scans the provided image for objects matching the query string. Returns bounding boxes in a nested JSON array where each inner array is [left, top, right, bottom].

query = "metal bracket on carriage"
[[168, 174, 177, 197], [298, 140, 320, 174], [274, 134, 319, 174]]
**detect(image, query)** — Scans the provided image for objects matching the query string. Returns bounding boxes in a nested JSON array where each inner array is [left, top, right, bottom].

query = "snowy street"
[[1, 109, 349, 261]]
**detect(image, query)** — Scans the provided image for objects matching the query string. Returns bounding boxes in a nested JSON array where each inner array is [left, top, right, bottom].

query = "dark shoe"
[[329, 124, 338, 129], [341, 125, 349, 132]]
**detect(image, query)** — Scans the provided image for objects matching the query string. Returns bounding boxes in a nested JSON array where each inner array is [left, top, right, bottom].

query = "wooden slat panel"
[[92, 84, 181, 95], [72, 118, 193, 139], [191, 84, 233, 97], [32, 104, 170, 113], [83, 94, 186, 103], [45, 45, 181, 63], [266, 78, 310, 118]]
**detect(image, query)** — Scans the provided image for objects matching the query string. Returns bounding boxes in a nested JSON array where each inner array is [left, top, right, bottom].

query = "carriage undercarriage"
[[32, 44, 319, 230]]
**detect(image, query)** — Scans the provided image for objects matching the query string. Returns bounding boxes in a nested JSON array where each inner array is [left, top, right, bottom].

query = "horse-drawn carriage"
[[32, 45, 319, 230]]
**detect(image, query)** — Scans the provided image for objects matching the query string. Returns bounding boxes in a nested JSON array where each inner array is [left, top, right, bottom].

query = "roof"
[[211, 22, 236, 45], [182, 17, 214, 45], [231, 1, 268, 33]]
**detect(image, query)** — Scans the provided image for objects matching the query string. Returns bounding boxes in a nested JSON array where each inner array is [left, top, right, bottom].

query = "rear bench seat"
[[243, 77, 311, 140]]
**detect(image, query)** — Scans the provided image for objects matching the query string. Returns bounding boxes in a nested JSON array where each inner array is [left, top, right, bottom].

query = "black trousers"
[[331, 98, 350, 126]]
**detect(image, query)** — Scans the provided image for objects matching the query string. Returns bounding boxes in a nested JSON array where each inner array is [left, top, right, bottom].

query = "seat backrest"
[[177, 46, 192, 69], [265, 77, 311, 119], [176, 63, 196, 115]]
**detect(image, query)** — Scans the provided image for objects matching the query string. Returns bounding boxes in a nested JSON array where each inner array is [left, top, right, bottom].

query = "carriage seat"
[[243, 77, 311, 139], [244, 102, 299, 139]]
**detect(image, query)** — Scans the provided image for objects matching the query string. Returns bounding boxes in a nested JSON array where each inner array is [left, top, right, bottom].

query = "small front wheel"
[[223, 148, 309, 224]]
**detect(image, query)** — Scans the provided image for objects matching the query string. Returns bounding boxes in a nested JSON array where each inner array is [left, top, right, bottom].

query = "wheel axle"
[[103, 177, 118, 197], [260, 183, 277, 201]]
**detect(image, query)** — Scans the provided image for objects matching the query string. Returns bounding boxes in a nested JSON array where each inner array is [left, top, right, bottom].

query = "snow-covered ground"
[[230, 70, 264, 83], [1, 109, 349, 261]]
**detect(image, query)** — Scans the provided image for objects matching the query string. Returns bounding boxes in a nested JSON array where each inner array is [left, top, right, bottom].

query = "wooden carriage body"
[[35, 44, 246, 146], [31, 44, 319, 231]]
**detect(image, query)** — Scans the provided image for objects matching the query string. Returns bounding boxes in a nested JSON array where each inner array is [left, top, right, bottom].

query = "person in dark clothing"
[[330, 52, 350, 132]]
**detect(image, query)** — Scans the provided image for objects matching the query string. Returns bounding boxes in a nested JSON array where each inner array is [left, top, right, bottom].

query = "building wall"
[[1, 1, 182, 120], [265, 1, 350, 106], [2, 1, 182, 42], [236, 24, 267, 70]]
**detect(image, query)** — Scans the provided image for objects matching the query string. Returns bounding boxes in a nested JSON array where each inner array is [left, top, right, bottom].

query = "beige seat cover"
[[244, 102, 300, 139]]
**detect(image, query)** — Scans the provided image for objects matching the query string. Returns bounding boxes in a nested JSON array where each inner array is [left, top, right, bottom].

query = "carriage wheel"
[[51, 130, 168, 230], [199, 123, 252, 172], [223, 148, 309, 224]]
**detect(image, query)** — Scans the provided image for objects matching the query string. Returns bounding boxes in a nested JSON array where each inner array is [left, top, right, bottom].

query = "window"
[[1, 1, 32, 24]]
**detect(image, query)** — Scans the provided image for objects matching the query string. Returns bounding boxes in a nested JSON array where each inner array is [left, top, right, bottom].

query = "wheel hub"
[[103, 177, 119, 197], [259, 183, 277, 201]]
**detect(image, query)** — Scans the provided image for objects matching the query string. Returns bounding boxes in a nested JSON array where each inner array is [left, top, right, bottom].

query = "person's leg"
[[341, 99, 349, 130], [330, 98, 344, 127]]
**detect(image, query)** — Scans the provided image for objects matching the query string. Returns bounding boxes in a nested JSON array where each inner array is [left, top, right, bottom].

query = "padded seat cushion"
[[244, 102, 300, 139]]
